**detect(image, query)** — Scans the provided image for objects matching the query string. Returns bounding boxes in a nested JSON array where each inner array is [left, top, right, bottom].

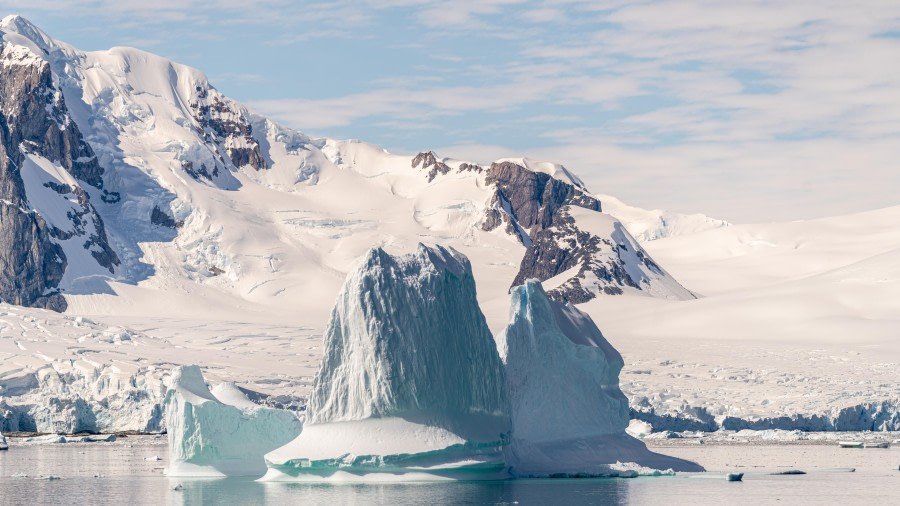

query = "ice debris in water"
[[263, 244, 510, 481], [165, 365, 301, 477]]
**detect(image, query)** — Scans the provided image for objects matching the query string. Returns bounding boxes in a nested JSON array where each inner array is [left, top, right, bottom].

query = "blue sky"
[[2, 1, 899, 222]]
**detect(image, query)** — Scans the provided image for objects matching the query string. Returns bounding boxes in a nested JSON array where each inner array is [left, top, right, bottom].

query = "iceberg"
[[164, 365, 302, 477], [496, 280, 703, 476], [0, 432, 7, 450], [263, 244, 510, 481]]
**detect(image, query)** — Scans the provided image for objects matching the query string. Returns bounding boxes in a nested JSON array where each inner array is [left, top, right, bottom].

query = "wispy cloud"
[[6, 0, 900, 221]]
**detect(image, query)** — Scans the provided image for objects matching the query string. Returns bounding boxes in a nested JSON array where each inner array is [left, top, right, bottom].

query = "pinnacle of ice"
[[263, 244, 510, 481], [164, 365, 302, 477], [497, 280, 703, 476], [307, 243, 507, 424]]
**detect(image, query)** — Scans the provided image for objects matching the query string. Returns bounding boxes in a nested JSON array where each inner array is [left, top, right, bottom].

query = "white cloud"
[[9, 1, 900, 221]]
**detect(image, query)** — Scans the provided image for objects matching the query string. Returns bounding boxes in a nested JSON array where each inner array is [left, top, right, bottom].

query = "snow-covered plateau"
[[0, 15, 897, 439]]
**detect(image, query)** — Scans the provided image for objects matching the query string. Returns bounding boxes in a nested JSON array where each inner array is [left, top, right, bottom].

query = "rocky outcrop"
[[409, 156, 690, 303], [412, 151, 483, 182], [0, 203, 67, 311], [514, 207, 694, 303], [411, 151, 452, 181], [484, 161, 600, 234], [150, 205, 182, 229], [189, 85, 267, 178], [475, 161, 692, 303], [0, 40, 118, 310], [0, 41, 105, 189]]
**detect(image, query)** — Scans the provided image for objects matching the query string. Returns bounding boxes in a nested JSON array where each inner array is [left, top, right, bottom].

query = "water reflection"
[[170, 477, 629, 506]]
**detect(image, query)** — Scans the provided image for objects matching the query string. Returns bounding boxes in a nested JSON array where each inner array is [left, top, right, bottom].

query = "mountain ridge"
[[0, 15, 695, 317]]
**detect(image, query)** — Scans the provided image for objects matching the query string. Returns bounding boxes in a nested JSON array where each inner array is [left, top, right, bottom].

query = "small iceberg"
[[0, 432, 8, 451], [862, 441, 889, 449], [726, 472, 744, 482], [838, 441, 863, 448], [165, 365, 302, 477], [263, 245, 510, 481]]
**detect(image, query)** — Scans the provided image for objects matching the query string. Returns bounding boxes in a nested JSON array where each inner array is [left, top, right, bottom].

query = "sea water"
[[0, 438, 897, 505]]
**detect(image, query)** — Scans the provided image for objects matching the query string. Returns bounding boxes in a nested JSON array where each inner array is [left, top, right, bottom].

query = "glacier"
[[263, 244, 511, 481], [497, 280, 703, 476], [164, 365, 301, 477]]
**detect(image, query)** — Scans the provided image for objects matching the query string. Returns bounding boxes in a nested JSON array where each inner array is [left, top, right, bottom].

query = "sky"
[[1, 1, 899, 223]]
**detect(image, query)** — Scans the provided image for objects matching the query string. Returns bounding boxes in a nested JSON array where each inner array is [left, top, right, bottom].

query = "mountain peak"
[[0, 14, 57, 56]]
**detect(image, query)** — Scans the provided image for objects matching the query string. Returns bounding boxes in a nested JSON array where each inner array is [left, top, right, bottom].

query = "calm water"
[[0, 438, 897, 505]]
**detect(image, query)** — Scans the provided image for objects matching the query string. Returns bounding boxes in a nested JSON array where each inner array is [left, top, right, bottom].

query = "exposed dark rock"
[[0, 41, 119, 310], [189, 87, 267, 175], [411, 151, 451, 182], [479, 161, 688, 303], [181, 159, 216, 180], [411, 151, 484, 182], [100, 190, 120, 203], [484, 161, 600, 233], [0, 203, 67, 311], [150, 205, 182, 229], [0, 43, 105, 189], [512, 208, 645, 303], [481, 191, 532, 245]]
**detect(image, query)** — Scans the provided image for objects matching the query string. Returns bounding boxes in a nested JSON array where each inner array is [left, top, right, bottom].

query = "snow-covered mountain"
[[1, 16, 896, 436], [597, 194, 730, 243], [0, 15, 691, 323]]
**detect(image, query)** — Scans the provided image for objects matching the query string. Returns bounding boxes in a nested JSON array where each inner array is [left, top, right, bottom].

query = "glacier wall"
[[0, 362, 166, 434], [631, 400, 900, 433]]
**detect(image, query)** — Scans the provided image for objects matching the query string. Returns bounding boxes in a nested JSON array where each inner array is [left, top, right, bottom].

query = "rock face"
[[412, 150, 485, 182], [483, 161, 600, 235], [264, 244, 510, 481], [516, 207, 695, 303], [496, 280, 703, 476], [476, 160, 692, 303], [164, 365, 301, 477], [188, 85, 268, 181], [0, 32, 119, 311]]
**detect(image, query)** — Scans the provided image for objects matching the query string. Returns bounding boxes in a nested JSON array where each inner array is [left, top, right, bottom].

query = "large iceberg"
[[263, 244, 510, 481], [497, 280, 702, 476], [164, 365, 301, 477]]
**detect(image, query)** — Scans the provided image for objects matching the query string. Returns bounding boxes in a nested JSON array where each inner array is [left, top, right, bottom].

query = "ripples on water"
[[1, 439, 898, 505]]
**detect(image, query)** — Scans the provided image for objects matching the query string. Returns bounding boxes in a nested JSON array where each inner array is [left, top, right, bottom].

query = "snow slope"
[[588, 206, 900, 431], [0, 15, 688, 326], [598, 194, 730, 242]]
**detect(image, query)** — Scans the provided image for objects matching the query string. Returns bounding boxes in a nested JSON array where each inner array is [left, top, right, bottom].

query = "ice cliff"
[[263, 244, 510, 481], [497, 280, 703, 476], [164, 365, 301, 477]]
